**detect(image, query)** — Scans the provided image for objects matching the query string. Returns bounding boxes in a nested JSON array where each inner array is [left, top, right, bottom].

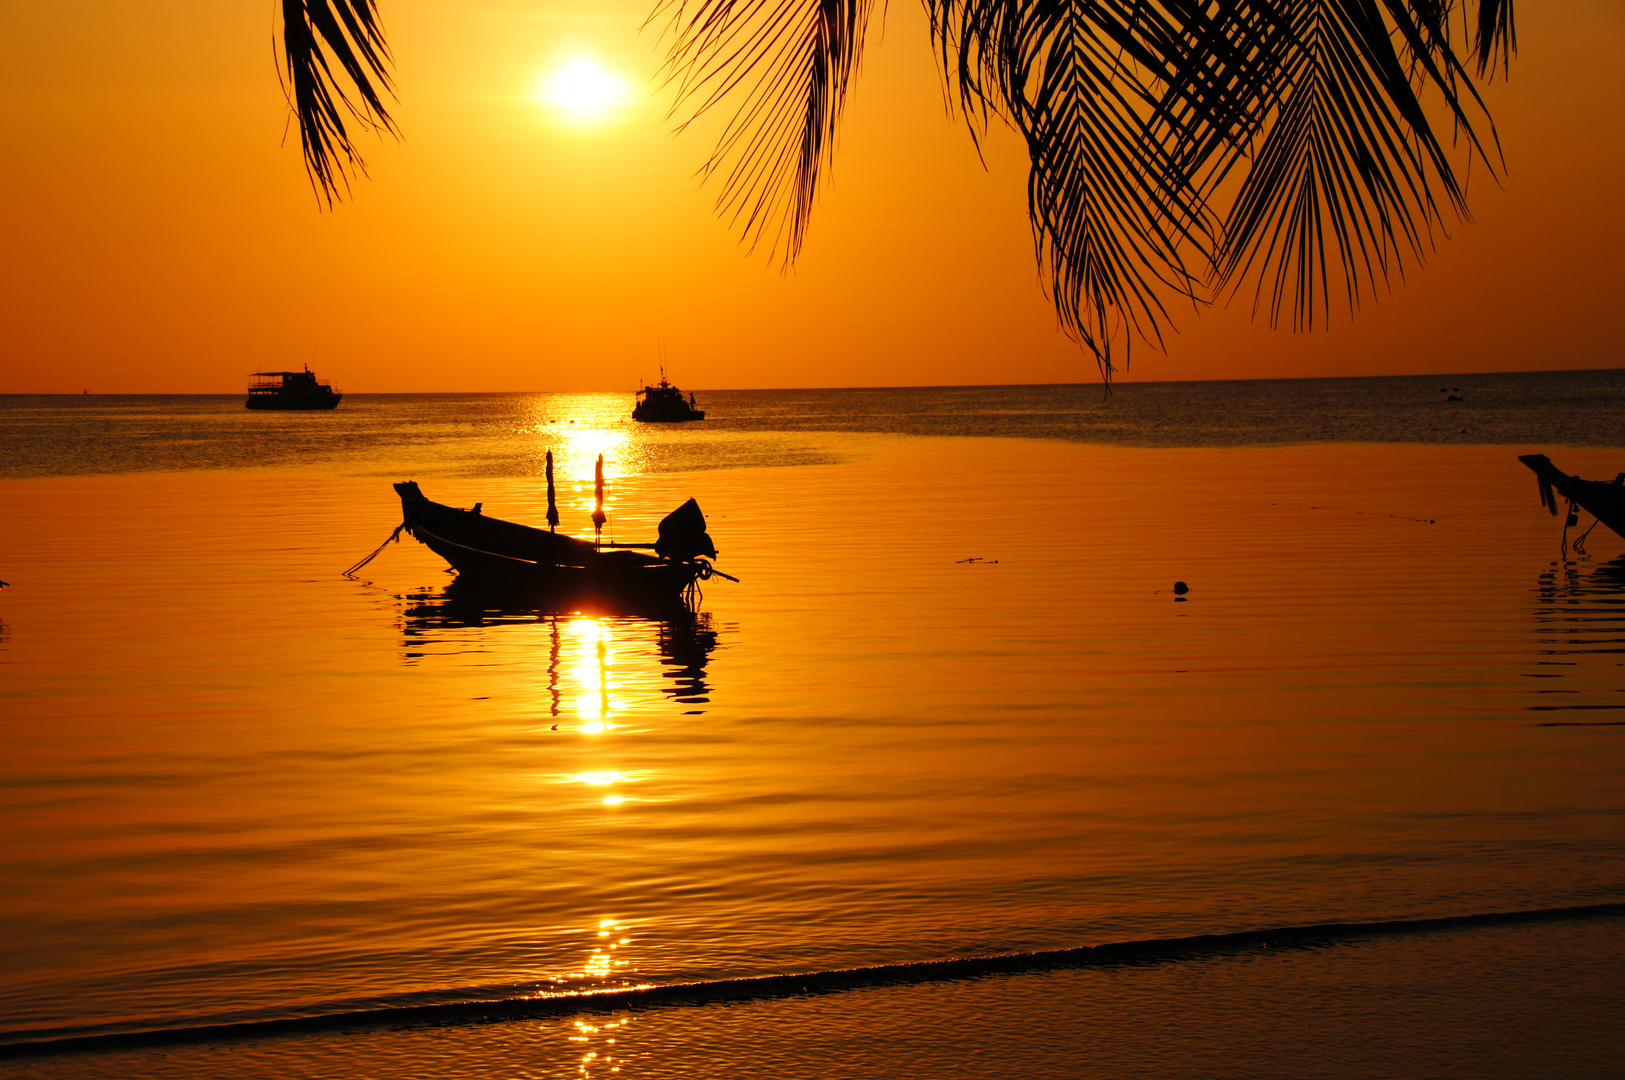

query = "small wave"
[[3, 902, 1622, 1061]]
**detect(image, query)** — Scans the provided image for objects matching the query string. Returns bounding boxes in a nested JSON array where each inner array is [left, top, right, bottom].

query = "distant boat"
[[246, 366, 341, 410], [633, 377, 705, 422], [1520, 454, 1625, 540], [387, 462, 732, 605]]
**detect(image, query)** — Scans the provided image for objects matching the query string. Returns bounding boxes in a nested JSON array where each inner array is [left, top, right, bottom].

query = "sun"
[[535, 59, 630, 124]]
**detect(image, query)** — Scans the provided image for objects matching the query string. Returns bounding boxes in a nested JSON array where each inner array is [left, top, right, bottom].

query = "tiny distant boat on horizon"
[[1520, 454, 1625, 542], [377, 452, 734, 607], [246, 366, 342, 411], [633, 376, 705, 422]]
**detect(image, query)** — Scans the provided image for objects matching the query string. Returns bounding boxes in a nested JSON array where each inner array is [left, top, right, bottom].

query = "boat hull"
[[245, 393, 342, 410], [632, 405, 705, 422], [411, 524, 700, 598]]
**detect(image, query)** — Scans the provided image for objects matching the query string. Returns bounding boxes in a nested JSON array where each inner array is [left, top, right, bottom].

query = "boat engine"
[[655, 498, 718, 561]]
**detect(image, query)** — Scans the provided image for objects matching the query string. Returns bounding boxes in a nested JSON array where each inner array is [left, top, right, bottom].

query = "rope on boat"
[[1571, 515, 1602, 557], [343, 523, 406, 577], [681, 561, 738, 607], [1557, 496, 1605, 558]]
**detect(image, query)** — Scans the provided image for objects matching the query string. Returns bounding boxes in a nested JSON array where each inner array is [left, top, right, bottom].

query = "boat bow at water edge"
[[1519, 454, 1625, 541]]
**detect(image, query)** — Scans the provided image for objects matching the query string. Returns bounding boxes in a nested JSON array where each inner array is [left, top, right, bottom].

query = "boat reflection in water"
[[398, 579, 721, 716], [1526, 555, 1625, 724]]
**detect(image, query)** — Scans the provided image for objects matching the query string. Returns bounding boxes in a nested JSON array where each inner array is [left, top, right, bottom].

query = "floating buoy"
[[1173, 581, 1189, 595]]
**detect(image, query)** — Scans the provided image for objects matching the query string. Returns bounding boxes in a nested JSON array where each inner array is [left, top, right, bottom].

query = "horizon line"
[[4, 365, 1623, 397]]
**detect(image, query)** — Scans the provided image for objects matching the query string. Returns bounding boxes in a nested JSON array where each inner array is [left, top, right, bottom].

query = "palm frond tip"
[[656, 0, 878, 260], [279, 0, 398, 206]]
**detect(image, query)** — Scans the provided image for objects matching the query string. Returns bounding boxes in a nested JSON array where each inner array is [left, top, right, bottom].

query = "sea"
[[1, 371, 1622, 1078]]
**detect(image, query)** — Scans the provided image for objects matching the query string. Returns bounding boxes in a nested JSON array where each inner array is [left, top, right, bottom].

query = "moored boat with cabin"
[[246, 366, 342, 410], [633, 377, 705, 422]]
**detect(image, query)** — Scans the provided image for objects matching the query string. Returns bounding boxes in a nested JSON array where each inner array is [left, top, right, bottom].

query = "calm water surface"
[[1, 375, 1622, 1075]]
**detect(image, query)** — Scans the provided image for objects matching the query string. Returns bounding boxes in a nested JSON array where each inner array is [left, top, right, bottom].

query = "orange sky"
[[1, 1, 1622, 393]]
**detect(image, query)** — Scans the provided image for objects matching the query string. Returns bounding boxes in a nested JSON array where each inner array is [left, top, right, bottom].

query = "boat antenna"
[[545, 450, 560, 532], [592, 454, 607, 545]]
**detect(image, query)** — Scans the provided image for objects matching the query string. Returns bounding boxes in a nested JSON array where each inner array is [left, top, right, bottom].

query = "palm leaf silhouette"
[[282, 1, 1514, 373], [1213, 0, 1494, 332], [278, 0, 397, 206], [655, 0, 878, 260]]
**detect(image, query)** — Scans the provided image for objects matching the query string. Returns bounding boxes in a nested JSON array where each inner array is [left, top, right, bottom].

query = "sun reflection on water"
[[540, 917, 642, 992], [561, 769, 645, 807], [400, 598, 722, 720], [570, 1016, 632, 1077], [567, 617, 621, 719], [514, 394, 653, 517], [559, 426, 627, 475], [554, 919, 638, 1077]]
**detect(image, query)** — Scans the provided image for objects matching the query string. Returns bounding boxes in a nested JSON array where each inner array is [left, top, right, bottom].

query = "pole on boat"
[[592, 453, 607, 544], [545, 450, 560, 532]]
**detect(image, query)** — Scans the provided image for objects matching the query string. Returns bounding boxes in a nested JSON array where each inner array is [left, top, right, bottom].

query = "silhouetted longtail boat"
[[383, 452, 733, 604], [1520, 454, 1625, 541]]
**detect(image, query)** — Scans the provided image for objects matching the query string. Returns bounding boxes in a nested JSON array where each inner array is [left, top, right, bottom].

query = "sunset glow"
[[0, 4, 1618, 394], [4, 5, 1625, 1071], [534, 58, 630, 124]]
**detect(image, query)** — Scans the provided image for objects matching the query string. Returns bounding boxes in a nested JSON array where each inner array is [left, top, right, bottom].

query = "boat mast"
[[545, 450, 560, 532], [592, 454, 607, 545]]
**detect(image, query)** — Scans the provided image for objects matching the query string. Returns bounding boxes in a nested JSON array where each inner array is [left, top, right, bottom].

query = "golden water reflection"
[[550, 919, 641, 1077], [543, 917, 641, 986], [568, 616, 621, 720], [516, 395, 647, 528], [570, 1015, 633, 1077], [399, 585, 720, 711], [399, 585, 722, 822], [394, 591, 683, 1062]]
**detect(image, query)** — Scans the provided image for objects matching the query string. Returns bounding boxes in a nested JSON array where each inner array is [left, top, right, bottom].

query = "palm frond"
[[928, 0, 1296, 371], [1474, 0, 1515, 75], [655, 0, 877, 260], [646, 0, 1515, 371], [278, 0, 398, 206], [1212, 0, 1498, 331]]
